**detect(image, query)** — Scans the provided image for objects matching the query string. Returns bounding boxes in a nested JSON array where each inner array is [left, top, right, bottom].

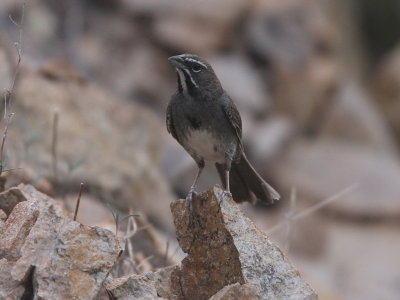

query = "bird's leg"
[[221, 158, 232, 199], [222, 169, 232, 198], [186, 161, 204, 211]]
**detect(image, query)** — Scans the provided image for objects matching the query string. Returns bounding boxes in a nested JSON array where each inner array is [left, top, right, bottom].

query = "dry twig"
[[164, 239, 170, 265], [0, 113, 14, 174], [283, 188, 297, 252], [73, 182, 84, 221], [135, 255, 153, 273], [51, 110, 59, 183], [0, 2, 26, 176], [268, 183, 358, 235]]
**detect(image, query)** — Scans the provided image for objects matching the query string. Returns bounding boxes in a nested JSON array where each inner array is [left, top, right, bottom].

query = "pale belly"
[[185, 129, 225, 163]]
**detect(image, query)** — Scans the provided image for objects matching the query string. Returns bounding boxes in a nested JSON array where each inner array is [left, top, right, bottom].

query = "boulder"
[[0, 184, 124, 299]]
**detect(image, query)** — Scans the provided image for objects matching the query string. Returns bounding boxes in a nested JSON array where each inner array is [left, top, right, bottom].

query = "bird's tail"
[[215, 153, 280, 204]]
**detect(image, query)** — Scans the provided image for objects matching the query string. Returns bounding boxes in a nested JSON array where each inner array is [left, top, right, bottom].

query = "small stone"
[[209, 283, 260, 300], [0, 187, 27, 216], [106, 266, 180, 300]]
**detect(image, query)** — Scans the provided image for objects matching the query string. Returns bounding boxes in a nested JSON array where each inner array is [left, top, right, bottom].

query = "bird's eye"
[[192, 65, 202, 72]]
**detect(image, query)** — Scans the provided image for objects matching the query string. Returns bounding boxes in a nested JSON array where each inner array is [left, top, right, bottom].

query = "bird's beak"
[[168, 55, 187, 70]]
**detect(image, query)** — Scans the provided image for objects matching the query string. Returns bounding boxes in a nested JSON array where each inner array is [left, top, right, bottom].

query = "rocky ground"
[[0, 184, 317, 299], [0, 0, 400, 299]]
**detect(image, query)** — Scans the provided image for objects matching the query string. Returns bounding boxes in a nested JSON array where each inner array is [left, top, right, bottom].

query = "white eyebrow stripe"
[[183, 57, 208, 69]]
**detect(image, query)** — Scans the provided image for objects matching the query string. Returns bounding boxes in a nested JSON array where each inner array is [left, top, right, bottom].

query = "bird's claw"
[[221, 190, 232, 202], [186, 190, 197, 212]]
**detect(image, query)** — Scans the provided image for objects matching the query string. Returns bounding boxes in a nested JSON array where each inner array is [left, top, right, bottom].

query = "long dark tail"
[[215, 153, 280, 204]]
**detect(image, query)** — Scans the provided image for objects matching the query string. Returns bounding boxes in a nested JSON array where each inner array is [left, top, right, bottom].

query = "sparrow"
[[166, 54, 280, 208]]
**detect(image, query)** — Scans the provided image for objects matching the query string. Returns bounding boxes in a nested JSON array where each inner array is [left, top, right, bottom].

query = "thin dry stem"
[[123, 211, 138, 239], [51, 110, 59, 183], [124, 211, 137, 274], [0, 2, 26, 176], [284, 188, 297, 252], [0, 113, 14, 175], [268, 183, 358, 234], [103, 283, 116, 300], [164, 239, 170, 265], [135, 255, 153, 273], [73, 182, 84, 221]]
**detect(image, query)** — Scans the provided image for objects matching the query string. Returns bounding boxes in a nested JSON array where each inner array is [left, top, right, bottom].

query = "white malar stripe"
[[176, 68, 187, 93], [183, 57, 208, 69], [183, 69, 199, 88]]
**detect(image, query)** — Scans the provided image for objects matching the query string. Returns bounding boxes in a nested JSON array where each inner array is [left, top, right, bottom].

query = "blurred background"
[[1, 0, 400, 299]]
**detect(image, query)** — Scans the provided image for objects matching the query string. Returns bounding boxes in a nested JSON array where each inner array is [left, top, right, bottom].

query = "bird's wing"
[[166, 101, 178, 139], [220, 93, 243, 146]]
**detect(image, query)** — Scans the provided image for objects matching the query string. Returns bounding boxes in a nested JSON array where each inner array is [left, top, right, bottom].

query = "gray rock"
[[0, 258, 26, 300], [276, 139, 400, 218], [153, 17, 227, 54], [246, 116, 295, 162], [210, 55, 270, 115], [321, 82, 398, 154], [0, 184, 125, 299], [0, 209, 6, 231], [121, 0, 250, 25], [209, 283, 260, 300], [372, 45, 400, 141], [105, 266, 179, 300], [291, 218, 400, 300], [122, 0, 251, 53], [106, 274, 161, 300]]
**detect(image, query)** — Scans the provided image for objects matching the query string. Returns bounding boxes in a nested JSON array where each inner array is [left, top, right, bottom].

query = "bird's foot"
[[185, 190, 197, 212], [221, 190, 232, 201]]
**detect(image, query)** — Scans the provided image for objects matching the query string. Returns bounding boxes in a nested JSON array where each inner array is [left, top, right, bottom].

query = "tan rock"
[[0, 201, 39, 261], [0, 53, 175, 232], [171, 187, 318, 300]]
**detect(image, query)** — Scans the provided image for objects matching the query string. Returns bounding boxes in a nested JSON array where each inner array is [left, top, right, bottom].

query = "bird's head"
[[168, 54, 223, 97]]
